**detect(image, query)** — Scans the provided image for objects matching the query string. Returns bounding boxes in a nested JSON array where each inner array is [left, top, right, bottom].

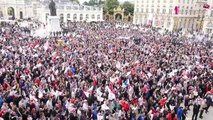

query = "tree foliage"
[[70, 0, 80, 4], [83, 0, 104, 6], [82, 0, 120, 15], [122, 1, 134, 15], [104, 0, 119, 15]]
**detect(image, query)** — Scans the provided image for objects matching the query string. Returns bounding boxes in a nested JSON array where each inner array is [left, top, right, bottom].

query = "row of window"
[[138, 0, 173, 3], [66, 14, 101, 20], [45, 5, 101, 11], [137, 0, 195, 4], [135, 18, 171, 27], [136, 4, 174, 8], [136, 5, 194, 9], [46, 13, 101, 21], [136, 8, 204, 16], [135, 17, 196, 28], [178, 0, 196, 4], [136, 8, 173, 14]]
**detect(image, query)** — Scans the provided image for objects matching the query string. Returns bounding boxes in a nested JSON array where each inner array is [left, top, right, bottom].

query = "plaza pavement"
[[186, 107, 213, 120]]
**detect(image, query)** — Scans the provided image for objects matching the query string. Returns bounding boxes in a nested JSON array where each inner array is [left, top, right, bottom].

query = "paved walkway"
[[186, 107, 213, 120]]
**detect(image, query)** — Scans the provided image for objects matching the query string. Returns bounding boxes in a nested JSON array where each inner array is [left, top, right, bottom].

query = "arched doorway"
[[73, 14, 77, 21], [60, 14, 64, 23], [7, 7, 15, 20], [67, 14, 71, 23], [115, 13, 122, 21], [207, 22, 213, 27], [67, 13, 70, 19], [128, 16, 131, 22], [80, 14, 83, 21], [20, 11, 23, 19]]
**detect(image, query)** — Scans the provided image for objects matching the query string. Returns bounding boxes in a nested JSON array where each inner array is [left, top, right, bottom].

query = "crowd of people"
[[0, 21, 212, 120]]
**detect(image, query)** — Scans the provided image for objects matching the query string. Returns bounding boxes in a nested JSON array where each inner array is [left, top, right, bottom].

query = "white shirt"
[[46, 99, 53, 110], [97, 113, 103, 120]]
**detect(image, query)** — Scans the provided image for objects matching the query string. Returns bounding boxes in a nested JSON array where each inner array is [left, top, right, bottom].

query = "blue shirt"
[[138, 115, 144, 120], [93, 111, 97, 120], [0, 97, 3, 109], [177, 107, 183, 118]]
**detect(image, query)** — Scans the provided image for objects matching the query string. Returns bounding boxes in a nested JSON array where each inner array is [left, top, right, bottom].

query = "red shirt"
[[93, 80, 97, 86], [167, 113, 172, 120], [68, 71, 73, 76], [34, 79, 41, 86]]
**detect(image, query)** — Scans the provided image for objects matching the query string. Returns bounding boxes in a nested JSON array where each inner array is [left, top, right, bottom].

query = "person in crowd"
[[192, 102, 200, 120], [177, 106, 183, 120]]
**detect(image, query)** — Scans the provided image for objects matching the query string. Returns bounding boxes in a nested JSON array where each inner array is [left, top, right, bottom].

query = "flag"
[[71, 67, 75, 74], [122, 79, 129, 88], [174, 6, 179, 15], [84, 91, 90, 98], [107, 86, 116, 100], [203, 4, 210, 9], [43, 41, 49, 51]]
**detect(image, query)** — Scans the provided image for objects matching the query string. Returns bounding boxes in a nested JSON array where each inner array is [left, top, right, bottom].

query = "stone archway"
[[7, 7, 15, 20], [207, 22, 213, 27], [115, 13, 122, 21], [113, 6, 124, 22], [105, 15, 109, 20]]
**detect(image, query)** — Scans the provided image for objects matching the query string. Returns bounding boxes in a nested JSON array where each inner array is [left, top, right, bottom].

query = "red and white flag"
[[203, 3, 210, 9]]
